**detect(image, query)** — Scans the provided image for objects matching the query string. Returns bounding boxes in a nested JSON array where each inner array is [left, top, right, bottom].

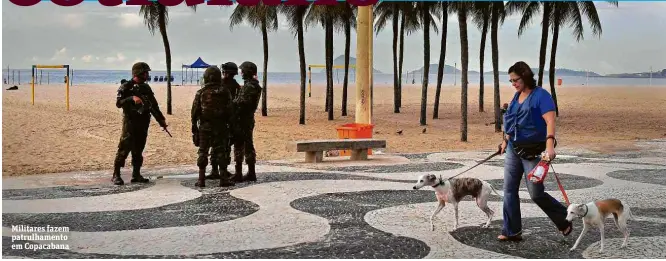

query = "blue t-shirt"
[[503, 87, 555, 144]]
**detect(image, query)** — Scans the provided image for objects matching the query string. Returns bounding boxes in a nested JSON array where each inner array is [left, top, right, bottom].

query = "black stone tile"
[[2, 190, 438, 259], [2, 182, 156, 200], [2, 192, 259, 232], [631, 208, 666, 219], [607, 169, 666, 186], [450, 214, 666, 259], [396, 153, 431, 160], [330, 162, 464, 173], [179, 171, 415, 190], [487, 173, 603, 191]]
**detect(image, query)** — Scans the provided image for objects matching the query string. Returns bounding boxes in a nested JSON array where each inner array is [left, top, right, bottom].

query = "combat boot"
[[220, 166, 233, 180], [219, 167, 235, 187], [131, 165, 149, 183], [112, 165, 124, 186], [205, 164, 221, 180], [232, 163, 244, 182], [195, 168, 206, 187], [243, 163, 257, 182]]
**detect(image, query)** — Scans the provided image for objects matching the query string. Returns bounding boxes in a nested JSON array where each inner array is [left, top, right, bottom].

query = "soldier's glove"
[[193, 133, 199, 147], [192, 124, 199, 147]]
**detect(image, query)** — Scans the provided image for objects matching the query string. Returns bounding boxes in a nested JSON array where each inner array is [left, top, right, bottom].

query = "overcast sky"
[[2, 1, 665, 75]]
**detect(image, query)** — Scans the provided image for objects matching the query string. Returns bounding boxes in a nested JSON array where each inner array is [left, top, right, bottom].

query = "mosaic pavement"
[[2, 139, 666, 259]]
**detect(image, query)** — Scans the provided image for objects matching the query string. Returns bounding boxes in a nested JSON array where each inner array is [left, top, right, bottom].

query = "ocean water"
[[3, 69, 665, 87]]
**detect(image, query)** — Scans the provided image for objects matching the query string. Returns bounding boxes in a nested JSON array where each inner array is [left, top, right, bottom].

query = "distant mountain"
[[315, 55, 382, 74], [408, 64, 602, 77], [551, 68, 602, 77], [409, 64, 466, 75], [605, 69, 666, 78]]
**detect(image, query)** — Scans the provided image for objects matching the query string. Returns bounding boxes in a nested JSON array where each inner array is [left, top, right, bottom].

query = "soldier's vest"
[[199, 85, 226, 121]]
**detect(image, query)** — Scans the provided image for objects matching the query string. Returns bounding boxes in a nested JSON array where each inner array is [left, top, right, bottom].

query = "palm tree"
[[491, 2, 507, 132], [279, 4, 311, 125], [336, 2, 356, 117], [397, 3, 421, 111], [452, 2, 473, 141], [374, 2, 401, 113], [473, 2, 491, 113], [416, 2, 440, 126], [306, 6, 338, 120], [433, 1, 449, 119], [229, 3, 279, 117], [139, 2, 185, 115], [507, 2, 551, 87], [547, 1, 617, 116]]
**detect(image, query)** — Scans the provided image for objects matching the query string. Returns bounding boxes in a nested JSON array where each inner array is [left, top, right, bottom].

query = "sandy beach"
[[3, 81, 666, 176]]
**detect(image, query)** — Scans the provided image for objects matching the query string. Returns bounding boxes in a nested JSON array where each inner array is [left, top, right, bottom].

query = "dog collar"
[[432, 179, 445, 188], [581, 204, 589, 217]]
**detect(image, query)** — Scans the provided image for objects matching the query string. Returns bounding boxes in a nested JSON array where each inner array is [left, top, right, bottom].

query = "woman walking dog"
[[497, 61, 573, 241]]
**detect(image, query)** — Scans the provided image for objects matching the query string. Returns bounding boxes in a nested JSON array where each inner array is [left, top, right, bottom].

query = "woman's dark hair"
[[508, 61, 536, 89]]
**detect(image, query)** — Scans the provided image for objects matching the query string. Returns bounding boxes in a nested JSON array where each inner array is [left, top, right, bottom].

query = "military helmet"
[[221, 62, 238, 75], [203, 66, 222, 84], [239, 61, 258, 77], [131, 62, 151, 76]]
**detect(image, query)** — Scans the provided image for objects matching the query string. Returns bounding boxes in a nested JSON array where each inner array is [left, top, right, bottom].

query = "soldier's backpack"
[[199, 86, 228, 121]]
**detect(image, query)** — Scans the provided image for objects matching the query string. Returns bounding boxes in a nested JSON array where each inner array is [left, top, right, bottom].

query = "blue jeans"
[[502, 142, 570, 237]]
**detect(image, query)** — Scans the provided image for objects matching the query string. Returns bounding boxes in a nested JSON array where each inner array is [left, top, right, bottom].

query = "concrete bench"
[[296, 139, 387, 163]]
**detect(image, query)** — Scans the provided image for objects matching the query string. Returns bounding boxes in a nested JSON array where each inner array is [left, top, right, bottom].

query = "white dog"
[[566, 198, 634, 252], [413, 174, 502, 231]]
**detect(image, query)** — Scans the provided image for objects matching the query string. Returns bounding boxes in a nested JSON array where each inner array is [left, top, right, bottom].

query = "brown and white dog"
[[566, 198, 634, 252], [413, 174, 502, 231]]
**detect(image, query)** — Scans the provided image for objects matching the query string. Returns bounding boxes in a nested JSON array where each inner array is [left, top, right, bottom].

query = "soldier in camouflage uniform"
[[232, 61, 263, 182], [191, 66, 234, 187], [206, 62, 242, 181], [113, 62, 168, 185]]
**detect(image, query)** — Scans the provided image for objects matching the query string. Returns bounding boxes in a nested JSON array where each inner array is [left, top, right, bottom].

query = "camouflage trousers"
[[210, 131, 233, 168], [197, 123, 229, 169], [114, 116, 150, 169], [232, 120, 256, 165]]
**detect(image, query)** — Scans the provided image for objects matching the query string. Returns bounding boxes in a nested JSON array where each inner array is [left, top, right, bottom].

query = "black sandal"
[[561, 222, 573, 236], [497, 234, 523, 241]]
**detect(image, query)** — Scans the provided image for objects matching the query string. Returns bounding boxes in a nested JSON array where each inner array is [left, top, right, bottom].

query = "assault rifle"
[[131, 84, 172, 137]]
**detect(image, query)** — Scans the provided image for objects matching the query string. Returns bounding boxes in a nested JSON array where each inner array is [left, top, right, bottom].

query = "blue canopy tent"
[[181, 57, 213, 85]]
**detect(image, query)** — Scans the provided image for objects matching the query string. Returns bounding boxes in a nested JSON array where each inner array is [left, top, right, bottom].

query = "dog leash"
[[447, 149, 501, 181], [548, 163, 570, 206]]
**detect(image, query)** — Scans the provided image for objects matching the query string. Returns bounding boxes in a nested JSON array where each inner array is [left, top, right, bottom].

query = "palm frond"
[[515, 1, 541, 36], [578, 1, 602, 37], [278, 5, 311, 38]]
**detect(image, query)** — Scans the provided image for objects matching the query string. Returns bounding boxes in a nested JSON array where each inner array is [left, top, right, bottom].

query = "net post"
[[31, 65, 35, 105], [65, 65, 70, 111]]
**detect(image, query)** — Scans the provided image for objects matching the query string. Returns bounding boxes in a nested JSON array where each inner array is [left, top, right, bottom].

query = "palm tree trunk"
[[326, 17, 334, 121], [479, 17, 488, 113], [459, 8, 469, 142], [492, 4, 501, 132], [433, 2, 448, 119], [298, 13, 306, 125], [325, 18, 331, 113], [261, 21, 269, 116], [157, 6, 172, 115], [398, 13, 406, 110], [537, 3, 551, 87], [342, 16, 351, 117], [419, 4, 430, 126], [549, 18, 560, 117], [392, 5, 400, 113]]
